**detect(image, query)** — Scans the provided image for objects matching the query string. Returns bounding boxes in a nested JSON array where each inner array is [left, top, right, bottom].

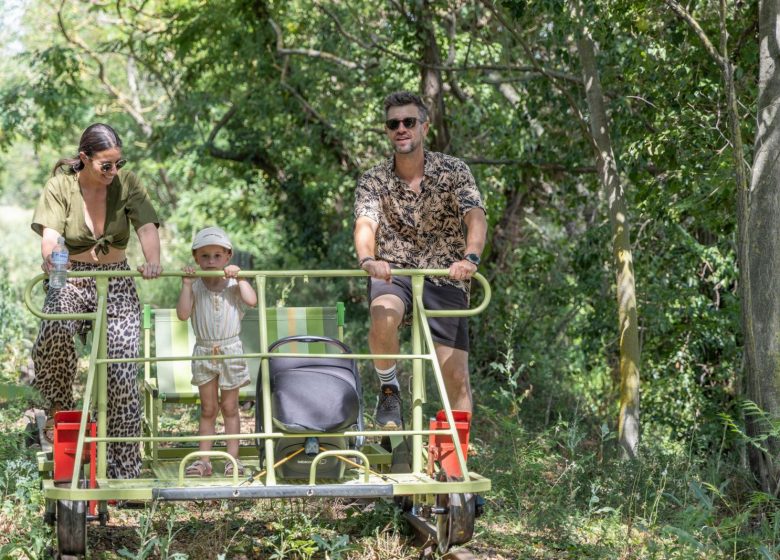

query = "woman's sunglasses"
[[89, 156, 127, 172], [385, 117, 421, 131]]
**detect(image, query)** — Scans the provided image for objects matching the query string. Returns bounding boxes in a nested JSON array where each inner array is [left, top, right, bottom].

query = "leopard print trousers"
[[32, 260, 142, 479]]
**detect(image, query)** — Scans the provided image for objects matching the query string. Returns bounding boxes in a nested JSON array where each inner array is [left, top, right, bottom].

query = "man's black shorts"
[[368, 275, 469, 352]]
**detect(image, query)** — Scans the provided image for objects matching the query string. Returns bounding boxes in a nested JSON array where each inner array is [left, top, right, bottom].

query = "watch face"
[[466, 253, 480, 265]]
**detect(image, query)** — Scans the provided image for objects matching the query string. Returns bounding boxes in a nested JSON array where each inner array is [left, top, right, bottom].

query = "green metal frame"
[[24, 269, 491, 502]]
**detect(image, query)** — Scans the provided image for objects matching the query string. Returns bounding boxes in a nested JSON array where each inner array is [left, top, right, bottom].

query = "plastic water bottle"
[[49, 236, 69, 289]]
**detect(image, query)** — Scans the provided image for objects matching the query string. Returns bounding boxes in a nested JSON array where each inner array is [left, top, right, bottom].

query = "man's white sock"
[[376, 364, 399, 389]]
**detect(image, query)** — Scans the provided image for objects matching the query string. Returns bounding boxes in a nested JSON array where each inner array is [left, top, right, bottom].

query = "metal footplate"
[[153, 483, 395, 500]]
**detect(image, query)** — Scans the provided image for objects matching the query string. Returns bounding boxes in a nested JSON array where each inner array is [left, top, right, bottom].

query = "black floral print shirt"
[[354, 150, 485, 293]]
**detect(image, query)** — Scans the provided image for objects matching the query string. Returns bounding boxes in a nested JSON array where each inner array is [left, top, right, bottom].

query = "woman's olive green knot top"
[[31, 169, 159, 255]]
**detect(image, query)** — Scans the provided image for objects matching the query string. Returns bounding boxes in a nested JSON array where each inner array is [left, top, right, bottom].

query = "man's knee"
[[444, 365, 471, 398], [438, 346, 471, 391], [369, 297, 404, 336], [446, 365, 470, 385], [438, 347, 469, 375], [368, 318, 400, 342], [370, 295, 403, 320]]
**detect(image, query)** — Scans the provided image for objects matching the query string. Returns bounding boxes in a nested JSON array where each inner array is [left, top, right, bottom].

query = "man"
[[354, 91, 487, 429]]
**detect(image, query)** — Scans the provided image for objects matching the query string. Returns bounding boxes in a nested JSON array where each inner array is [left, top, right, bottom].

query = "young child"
[[177, 226, 258, 477]]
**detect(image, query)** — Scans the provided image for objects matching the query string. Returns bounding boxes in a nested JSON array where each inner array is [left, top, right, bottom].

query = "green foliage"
[[721, 400, 780, 456], [312, 534, 352, 560], [0, 208, 39, 391], [0, 409, 50, 559], [262, 510, 319, 559], [339, 499, 409, 538], [473, 385, 779, 558], [118, 503, 188, 560]]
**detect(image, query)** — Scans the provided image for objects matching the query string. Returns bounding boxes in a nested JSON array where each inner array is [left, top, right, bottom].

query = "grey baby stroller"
[[255, 335, 363, 479]]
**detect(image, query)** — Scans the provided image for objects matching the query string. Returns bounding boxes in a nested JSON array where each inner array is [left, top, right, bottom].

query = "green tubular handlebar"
[[25, 269, 491, 319], [25, 274, 97, 320], [423, 270, 491, 317], [99, 352, 434, 365]]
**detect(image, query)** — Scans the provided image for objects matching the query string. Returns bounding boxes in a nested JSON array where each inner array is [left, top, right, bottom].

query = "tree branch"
[[115, 1, 177, 103], [484, 71, 521, 106], [463, 157, 596, 173], [126, 56, 144, 117], [115, 0, 171, 34], [480, 0, 595, 152], [732, 15, 758, 61], [663, 0, 726, 68], [156, 168, 177, 206], [279, 82, 360, 173], [268, 18, 364, 70], [318, 1, 581, 83], [442, 11, 469, 102], [56, 0, 153, 136], [482, 71, 582, 85], [205, 105, 280, 178], [316, 3, 371, 48]]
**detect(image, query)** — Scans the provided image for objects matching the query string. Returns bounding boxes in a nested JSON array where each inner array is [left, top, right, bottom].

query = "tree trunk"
[[575, 16, 641, 458], [413, 0, 451, 152], [744, 0, 780, 494]]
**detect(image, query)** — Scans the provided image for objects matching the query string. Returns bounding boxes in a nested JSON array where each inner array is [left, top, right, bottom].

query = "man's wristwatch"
[[359, 256, 375, 268], [464, 253, 481, 266]]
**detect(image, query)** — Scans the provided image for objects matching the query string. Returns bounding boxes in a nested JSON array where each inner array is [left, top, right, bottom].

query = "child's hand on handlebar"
[[181, 265, 196, 285]]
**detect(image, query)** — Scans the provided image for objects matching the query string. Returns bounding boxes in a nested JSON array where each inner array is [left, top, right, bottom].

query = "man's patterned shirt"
[[354, 150, 485, 293]]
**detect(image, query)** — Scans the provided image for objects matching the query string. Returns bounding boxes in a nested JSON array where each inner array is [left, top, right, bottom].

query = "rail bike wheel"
[[434, 473, 476, 554], [57, 499, 87, 558], [393, 494, 414, 512], [44, 498, 56, 526]]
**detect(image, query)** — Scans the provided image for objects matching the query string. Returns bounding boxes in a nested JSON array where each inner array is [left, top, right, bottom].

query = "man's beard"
[[394, 138, 419, 154]]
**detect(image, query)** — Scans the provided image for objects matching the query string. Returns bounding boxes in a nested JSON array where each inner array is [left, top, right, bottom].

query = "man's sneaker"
[[375, 384, 403, 429]]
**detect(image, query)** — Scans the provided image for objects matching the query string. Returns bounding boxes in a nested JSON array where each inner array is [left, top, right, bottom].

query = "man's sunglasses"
[[385, 117, 422, 131], [89, 156, 127, 172]]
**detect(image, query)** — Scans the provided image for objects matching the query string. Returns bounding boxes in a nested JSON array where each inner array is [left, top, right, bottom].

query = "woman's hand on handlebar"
[[137, 262, 163, 279]]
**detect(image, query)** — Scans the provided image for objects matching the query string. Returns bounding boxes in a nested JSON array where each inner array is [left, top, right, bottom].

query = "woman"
[[31, 123, 162, 479]]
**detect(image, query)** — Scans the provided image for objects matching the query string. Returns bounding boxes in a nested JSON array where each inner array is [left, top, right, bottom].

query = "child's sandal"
[[185, 460, 213, 477], [224, 460, 244, 477]]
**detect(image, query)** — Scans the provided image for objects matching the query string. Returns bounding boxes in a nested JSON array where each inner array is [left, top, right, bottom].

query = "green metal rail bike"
[[24, 269, 491, 557]]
